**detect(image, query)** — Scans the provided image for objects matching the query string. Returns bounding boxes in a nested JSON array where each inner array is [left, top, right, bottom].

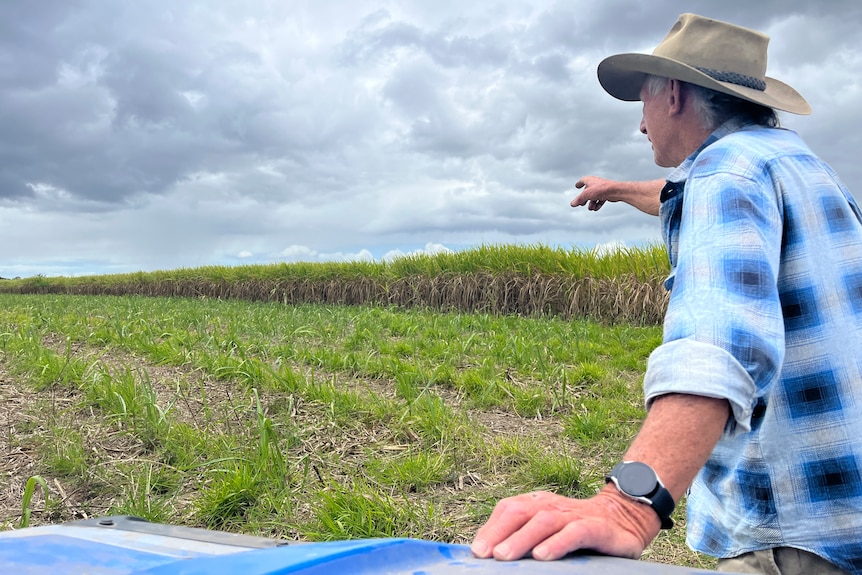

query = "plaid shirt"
[[644, 120, 862, 573]]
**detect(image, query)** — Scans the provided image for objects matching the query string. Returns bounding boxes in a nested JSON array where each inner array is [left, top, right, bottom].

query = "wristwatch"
[[605, 461, 675, 529]]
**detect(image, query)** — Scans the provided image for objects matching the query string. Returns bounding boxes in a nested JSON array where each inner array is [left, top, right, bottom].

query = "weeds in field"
[[0, 292, 712, 568]]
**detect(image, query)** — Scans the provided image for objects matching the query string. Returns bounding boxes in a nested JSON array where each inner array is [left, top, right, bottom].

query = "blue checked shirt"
[[644, 119, 862, 573]]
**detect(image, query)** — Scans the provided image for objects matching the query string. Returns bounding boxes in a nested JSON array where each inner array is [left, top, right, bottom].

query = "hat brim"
[[598, 53, 812, 115]]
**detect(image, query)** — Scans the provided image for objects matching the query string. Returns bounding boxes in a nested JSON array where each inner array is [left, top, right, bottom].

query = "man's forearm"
[[623, 393, 729, 501], [616, 179, 664, 217]]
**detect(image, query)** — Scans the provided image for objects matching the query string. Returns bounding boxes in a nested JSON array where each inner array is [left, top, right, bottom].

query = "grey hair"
[[643, 74, 780, 130]]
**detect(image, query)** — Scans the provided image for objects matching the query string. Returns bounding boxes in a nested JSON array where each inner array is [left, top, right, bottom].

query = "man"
[[471, 13, 862, 574]]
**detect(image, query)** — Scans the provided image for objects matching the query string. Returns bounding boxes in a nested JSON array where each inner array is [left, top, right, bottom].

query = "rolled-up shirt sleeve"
[[644, 339, 756, 434]]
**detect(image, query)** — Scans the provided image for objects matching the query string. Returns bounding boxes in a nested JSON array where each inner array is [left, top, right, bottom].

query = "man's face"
[[638, 81, 675, 168]]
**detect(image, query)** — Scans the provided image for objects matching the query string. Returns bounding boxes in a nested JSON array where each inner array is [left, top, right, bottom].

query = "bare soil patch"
[[0, 338, 568, 536]]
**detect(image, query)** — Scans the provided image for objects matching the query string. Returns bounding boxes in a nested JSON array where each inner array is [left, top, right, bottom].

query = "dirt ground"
[[0, 343, 566, 533], [0, 346, 244, 530], [0, 361, 44, 528]]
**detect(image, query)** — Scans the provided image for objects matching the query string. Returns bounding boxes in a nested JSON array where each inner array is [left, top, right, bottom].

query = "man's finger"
[[489, 508, 572, 561], [531, 518, 607, 560], [471, 497, 535, 557]]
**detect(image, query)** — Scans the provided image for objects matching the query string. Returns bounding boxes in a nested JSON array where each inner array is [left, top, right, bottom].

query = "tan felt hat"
[[597, 13, 811, 115]]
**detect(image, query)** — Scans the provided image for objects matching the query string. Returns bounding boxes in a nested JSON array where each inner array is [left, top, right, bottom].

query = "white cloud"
[[278, 245, 376, 264], [318, 249, 375, 263], [591, 241, 628, 257], [279, 246, 319, 261], [382, 242, 454, 262]]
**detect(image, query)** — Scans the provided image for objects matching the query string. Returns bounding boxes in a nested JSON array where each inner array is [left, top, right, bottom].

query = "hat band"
[[694, 66, 766, 92]]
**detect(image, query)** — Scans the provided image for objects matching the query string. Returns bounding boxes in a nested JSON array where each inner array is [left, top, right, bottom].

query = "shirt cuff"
[[644, 339, 756, 436]]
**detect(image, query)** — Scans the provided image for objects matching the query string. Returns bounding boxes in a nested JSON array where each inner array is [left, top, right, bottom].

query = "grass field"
[[0, 290, 715, 569]]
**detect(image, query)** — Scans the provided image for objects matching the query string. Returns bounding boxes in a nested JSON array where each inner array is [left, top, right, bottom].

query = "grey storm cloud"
[[0, 0, 860, 277]]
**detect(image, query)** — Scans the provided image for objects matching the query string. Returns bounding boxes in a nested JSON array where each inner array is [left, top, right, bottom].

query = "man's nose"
[[639, 117, 647, 135]]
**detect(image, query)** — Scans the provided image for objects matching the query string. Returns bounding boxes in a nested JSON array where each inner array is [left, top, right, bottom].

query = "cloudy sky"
[[2, 1, 860, 277]]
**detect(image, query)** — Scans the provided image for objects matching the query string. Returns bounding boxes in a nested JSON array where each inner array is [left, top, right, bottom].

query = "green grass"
[[19, 476, 49, 528], [0, 291, 714, 569]]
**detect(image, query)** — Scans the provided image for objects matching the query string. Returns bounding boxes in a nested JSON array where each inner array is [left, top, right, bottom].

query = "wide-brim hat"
[[597, 13, 811, 115]]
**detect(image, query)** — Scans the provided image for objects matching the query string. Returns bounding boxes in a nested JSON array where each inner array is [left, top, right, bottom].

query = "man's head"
[[597, 13, 810, 115], [596, 14, 810, 167]]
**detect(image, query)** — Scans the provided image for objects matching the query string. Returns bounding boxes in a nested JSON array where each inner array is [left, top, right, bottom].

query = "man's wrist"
[[605, 461, 675, 529], [596, 485, 663, 546]]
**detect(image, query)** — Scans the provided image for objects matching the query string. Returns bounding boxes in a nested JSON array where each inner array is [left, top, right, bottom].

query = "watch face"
[[618, 462, 658, 497]]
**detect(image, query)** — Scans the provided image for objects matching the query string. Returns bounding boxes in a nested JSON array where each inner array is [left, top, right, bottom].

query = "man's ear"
[[667, 79, 684, 116]]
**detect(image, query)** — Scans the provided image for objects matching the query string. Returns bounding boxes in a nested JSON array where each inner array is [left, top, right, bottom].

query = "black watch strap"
[[645, 483, 675, 530], [605, 461, 675, 529]]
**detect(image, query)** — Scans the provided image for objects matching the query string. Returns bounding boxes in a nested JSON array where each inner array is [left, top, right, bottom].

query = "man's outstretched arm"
[[571, 177, 664, 216]]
